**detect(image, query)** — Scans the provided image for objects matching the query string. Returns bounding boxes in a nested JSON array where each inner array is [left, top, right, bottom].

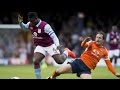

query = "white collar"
[[36, 19, 41, 27]]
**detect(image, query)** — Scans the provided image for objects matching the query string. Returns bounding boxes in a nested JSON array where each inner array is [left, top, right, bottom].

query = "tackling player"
[[48, 31, 120, 79]]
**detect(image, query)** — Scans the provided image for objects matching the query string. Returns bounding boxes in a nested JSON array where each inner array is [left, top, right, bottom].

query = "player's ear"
[[102, 39, 105, 44]]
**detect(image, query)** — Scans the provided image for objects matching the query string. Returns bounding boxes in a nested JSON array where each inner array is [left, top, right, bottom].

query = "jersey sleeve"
[[103, 48, 117, 75], [81, 40, 92, 48], [106, 33, 110, 42], [19, 22, 30, 30], [44, 24, 60, 46]]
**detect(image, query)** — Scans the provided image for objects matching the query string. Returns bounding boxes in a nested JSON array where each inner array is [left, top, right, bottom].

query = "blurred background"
[[0, 11, 119, 71], [0, 12, 120, 66]]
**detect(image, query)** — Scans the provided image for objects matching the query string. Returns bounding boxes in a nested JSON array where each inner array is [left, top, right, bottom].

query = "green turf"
[[0, 64, 119, 79]]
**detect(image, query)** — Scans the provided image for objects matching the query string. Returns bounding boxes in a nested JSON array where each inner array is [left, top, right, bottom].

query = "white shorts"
[[108, 49, 120, 58], [34, 44, 60, 56]]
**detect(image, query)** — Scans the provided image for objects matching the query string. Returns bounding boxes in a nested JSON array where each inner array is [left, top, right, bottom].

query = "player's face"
[[95, 34, 104, 45], [112, 26, 117, 32], [29, 18, 38, 26]]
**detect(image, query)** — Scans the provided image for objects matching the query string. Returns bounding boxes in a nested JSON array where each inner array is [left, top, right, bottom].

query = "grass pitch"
[[0, 64, 119, 79]]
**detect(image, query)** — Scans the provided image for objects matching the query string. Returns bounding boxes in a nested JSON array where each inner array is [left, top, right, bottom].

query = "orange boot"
[[64, 48, 76, 58]]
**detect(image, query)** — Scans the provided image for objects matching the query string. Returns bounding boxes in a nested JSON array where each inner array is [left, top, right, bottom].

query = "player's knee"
[[52, 54, 65, 64], [54, 59, 64, 64], [33, 58, 40, 63], [57, 62, 63, 64], [33, 59, 40, 69], [56, 61, 64, 64]]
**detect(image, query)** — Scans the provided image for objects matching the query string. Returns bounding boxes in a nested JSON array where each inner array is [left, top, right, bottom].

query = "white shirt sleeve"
[[106, 33, 110, 42], [19, 22, 30, 30], [44, 24, 60, 46]]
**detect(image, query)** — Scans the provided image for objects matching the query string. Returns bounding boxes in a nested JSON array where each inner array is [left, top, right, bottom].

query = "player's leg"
[[48, 58, 81, 79], [64, 48, 76, 59], [52, 52, 75, 64], [114, 49, 120, 67], [52, 50, 76, 64], [48, 58, 92, 79], [110, 57, 113, 63], [114, 56, 118, 67], [48, 63, 73, 79], [108, 50, 114, 63], [33, 46, 45, 79], [53, 54, 68, 64], [70, 59, 92, 79], [48, 44, 76, 64], [58, 47, 76, 60]]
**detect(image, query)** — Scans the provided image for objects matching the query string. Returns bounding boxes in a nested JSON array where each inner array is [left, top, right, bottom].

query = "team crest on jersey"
[[38, 29, 41, 33], [33, 32, 37, 36]]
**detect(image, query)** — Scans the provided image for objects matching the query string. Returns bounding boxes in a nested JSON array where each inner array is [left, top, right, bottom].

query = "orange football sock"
[[52, 71, 60, 78]]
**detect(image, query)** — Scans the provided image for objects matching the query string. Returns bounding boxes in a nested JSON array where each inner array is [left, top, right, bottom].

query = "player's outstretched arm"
[[81, 37, 91, 47], [105, 60, 116, 74], [104, 48, 120, 79], [18, 15, 29, 30], [105, 60, 120, 78]]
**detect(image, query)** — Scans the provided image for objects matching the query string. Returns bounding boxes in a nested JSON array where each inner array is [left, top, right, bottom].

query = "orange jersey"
[[81, 40, 110, 70]]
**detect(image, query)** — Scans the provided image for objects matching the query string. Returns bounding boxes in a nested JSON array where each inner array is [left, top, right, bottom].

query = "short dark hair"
[[28, 12, 38, 20], [97, 31, 106, 40]]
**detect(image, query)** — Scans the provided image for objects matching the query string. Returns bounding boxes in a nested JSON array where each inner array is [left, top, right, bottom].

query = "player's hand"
[[116, 75, 120, 78], [53, 45, 62, 53], [79, 36, 84, 41], [110, 40, 114, 44], [57, 45, 63, 50], [85, 37, 91, 42], [115, 73, 120, 79], [18, 15, 23, 23]]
